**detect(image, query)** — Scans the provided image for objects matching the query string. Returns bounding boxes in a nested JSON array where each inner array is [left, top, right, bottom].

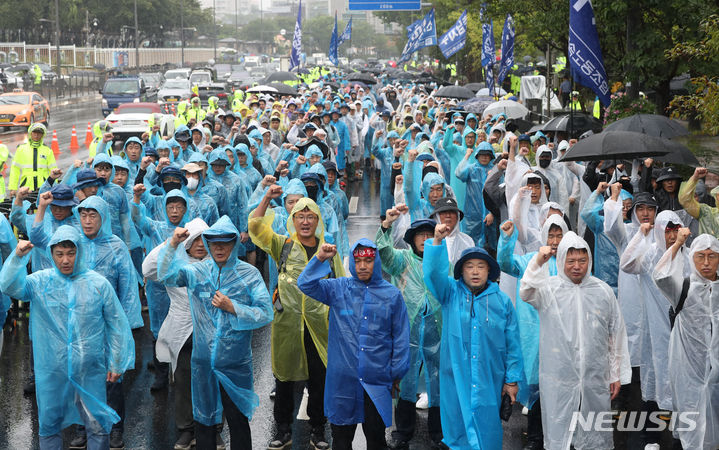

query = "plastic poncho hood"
[[47, 225, 88, 278], [555, 231, 593, 284], [653, 210, 683, 251], [287, 198, 324, 240], [74, 196, 113, 240], [348, 238, 383, 284], [201, 215, 242, 270], [541, 213, 569, 245]]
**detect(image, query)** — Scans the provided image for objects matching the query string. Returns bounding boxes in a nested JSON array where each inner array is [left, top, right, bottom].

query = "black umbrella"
[[655, 140, 700, 166], [434, 85, 474, 100], [542, 113, 603, 136], [346, 72, 377, 84], [265, 71, 299, 83], [603, 114, 689, 138], [268, 82, 298, 96], [558, 131, 675, 162], [296, 137, 330, 160], [348, 81, 369, 90], [296, 68, 311, 75], [463, 82, 485, 93], [324, 81, 341, 91], [456, 96, 495, 115]]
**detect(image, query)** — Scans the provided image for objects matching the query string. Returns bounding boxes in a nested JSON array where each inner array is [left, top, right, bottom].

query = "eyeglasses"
[[693, 253, 719, 263], [166, 205, 186, 213]]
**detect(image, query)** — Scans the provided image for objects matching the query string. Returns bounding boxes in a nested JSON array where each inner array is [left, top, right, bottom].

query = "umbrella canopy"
[[655, 140, 700, 166], [483, 100, 529, 120], [296, 137, 331, 160], [558, 131, 675, 162], [528, 123, 546, 134], [456, 97, 495, 115], [268, 82, 298, 96], [296, 68, 311, 75], [246, 85, 278, 94], [476, 87, 507, 97], [464, 82, 485, 93], [603, 114, 689, 139], [265, 71, 299, 83], [348, 81, 369, 90], [542, 113, 603, 136], [346, 72, 377, 84], [434, 85, 474, 100]]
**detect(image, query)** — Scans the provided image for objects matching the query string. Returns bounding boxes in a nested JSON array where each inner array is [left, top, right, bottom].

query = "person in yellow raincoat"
[[249, 185, 344, 450], [88, 120, 114, 158]]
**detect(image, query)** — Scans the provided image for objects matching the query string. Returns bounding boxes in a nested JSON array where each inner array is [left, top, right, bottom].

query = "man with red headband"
[[298, 238, 410, 450]]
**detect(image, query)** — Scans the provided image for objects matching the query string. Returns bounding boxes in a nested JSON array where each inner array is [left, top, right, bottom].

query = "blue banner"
[[485, 64, 495, 94], [438, 10, 467, 59], [290, 0, 302, 70], [329, 13, 339, 66], [338, 18, 352, 46], [399, 8, 437, 63], [481, 20, 495, 67], [497, 14, 515, 86], [569, 0, 610, 105]]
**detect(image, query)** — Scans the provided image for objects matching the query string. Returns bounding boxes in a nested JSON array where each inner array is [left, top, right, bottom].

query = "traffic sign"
[[349, 0, 420, 11]]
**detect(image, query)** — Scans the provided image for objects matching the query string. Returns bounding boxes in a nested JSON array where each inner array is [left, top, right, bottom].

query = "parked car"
[[140, 72, 165, 91], [157, 78, 192, 112], [100, 76, 157, 117], [0, 91, 50, 130], [105, 102, 174, 142], [164, 68, 191, 80]]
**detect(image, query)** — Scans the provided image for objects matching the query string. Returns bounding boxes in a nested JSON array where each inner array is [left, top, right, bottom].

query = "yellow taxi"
[[0, 91, 50, 129]]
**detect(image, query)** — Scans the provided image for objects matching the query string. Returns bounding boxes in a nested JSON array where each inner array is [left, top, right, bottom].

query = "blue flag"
[[481, 19, 495, 67], [399, 9, 437, 63], [338, 18, 352, 46], [569, 0, 610, 105], [329, 13, 339, 66], [438, 10, 467, 59], [497, 14, 515, 86], [290, 0, 302, 70], [485, 64, 495, 94]]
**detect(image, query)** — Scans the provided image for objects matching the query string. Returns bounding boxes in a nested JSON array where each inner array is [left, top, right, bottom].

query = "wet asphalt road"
[[0, 98, 529, 449]]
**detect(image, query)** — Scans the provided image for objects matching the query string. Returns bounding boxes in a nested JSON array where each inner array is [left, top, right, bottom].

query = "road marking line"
[[349, 196, 358, 214]]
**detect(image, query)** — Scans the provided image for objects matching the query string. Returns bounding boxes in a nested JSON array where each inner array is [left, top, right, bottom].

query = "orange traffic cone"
[[69, 125, 80, 153], [84, 121, 92, 148], [171, 104, 176, 115], [51, 130, 60, 157]]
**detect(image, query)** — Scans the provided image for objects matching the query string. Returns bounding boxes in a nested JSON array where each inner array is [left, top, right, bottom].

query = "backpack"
[[272, 238, 336, 312], [668, 277, 691, 329]]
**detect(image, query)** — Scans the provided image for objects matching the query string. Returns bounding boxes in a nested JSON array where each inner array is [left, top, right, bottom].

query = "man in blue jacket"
[[298, 238, 410, 450]]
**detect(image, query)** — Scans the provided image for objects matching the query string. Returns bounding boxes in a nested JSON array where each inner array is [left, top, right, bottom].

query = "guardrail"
[[2, 72, 105, 101]]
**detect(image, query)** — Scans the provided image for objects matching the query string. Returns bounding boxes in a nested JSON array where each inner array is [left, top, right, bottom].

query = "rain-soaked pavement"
[[0, 98, 529, 449]]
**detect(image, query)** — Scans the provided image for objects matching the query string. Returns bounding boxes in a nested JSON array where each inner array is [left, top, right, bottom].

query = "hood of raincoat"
[[47, 225, 87, 278], [555, 231, 593, 284], [421, 172, 446, 200], [156, 140, 173, 162], [111, 155, 130, 173], [208, 147, 232, 166], [462, 127, 477, 148], [534, 145, 553, 167], [283, 179, 308, 207], [465, 113, 478, 127], [168, 138, 183, 162], [122, 136, 145, 161], [187, 151, 208, 165], [348, 238, 383, 285], [184, 217, 210, 253], [287, 197, 324, 241], [248, 129, 263, 147], [163, 189, 192, 227], [305, 145, 324, 161], [520, 171, 548, 205], [308, 163, 329, 187], [653, 210, 683, 251], [540, 201, 565, 225], [93, 153, 116, 181], [191, 125, 207, 148], [74, 195, 113, 240], [541, 214, 569, 245], [687, 234, 719, 280], [234, 143, 253, 170], [201, 215, 241, 270]]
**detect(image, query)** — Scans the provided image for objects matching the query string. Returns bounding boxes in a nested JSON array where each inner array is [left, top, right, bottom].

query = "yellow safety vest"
[[8, 142, 57, 191], [593, 99, 602, 119]]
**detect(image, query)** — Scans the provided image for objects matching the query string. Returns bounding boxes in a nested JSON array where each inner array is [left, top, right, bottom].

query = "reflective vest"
[[186, 107, 206, 123], [569, 100, 582, 112], [593, 98, 602, 119], [9, 141, 57, 191]]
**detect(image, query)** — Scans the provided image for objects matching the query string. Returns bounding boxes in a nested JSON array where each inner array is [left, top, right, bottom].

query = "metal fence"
[[3, 71, 105, 102]]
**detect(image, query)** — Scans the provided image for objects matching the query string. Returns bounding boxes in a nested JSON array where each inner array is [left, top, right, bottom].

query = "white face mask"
[[186, 177, 199, 191]]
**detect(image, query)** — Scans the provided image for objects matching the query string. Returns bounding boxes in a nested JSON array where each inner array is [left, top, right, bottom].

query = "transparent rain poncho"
[[158, 216, 273, 425], [375, 226, 441, 407], [520, 232, 632, 450], [0, 225, 134, 436], [653, 234, 719, 450]]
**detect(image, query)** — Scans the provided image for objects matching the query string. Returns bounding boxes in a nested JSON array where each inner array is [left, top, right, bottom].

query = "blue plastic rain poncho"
[[619, 210, 684, 411], [653, 234, 719, 450], [497, 215, 567, 408], [423, 241, 523, 449], [0, 226, 134, 436], [132, 189, 193, 337], [308, 164, 348, 258], [233, 144, 262, 190], [455, 142, 494, 247], [174, 125, 196, 161], [290, 145, 324, 179], [184, 171, 219, 227], [168, 138, 187, 166], [371, 131, 399, 215], [405, 171, 447, 222], [297, 238, 410, 426], [519, 232, 632, 450], [248, 197, 345, 381], [441, 125, 476, 209], [120, 136, 145, 183], [0, 214, 16, 327], [29, 196, 143, 329], [207, 149, 249, 239], [375, 226, 441, 407], [92, 153, 140, 249], [157, 216, 273, 425], [187, 152, 230, 218]]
